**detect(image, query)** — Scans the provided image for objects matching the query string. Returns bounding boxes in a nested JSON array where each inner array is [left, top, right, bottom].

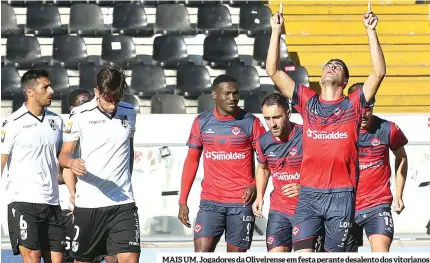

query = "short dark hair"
[[67, 88, 91, 109], [261, 93, 290, 112], [96, 65, 127, 100], [326, 59, 350, 79], [21, 69, 50, 91], [212, 74, 238, 89], [347, 82, 364, 95]]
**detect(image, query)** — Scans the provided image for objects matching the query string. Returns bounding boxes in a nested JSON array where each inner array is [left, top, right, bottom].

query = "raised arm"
[[266, 5, 295, 99], [362, 3, 386, 103]]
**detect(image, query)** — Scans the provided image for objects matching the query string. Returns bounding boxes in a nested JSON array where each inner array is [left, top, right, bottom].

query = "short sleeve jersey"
[[186, 108, 266, 203], [1, 104, 63, 205], [63, 99, 137, 208], [291, 84, 368, 192], [356, 116, 408, 211], [255, 123, 303, 216]]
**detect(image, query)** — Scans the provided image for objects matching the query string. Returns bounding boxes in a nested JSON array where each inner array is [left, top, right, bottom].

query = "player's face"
[[321, 62, 346, 88], [95, 88, 120, 114], [214, 82, 240, 114], [28, 77, 54, 107], [361, 107, 373, 129], [262, 104, 290, 138]]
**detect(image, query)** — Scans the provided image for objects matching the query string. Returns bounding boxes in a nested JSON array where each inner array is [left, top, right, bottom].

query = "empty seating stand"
[[101, 35, 141, 69], [151, 94, 187, 114], [176, 64, 212, 98], [203, 36, 241, 68], [26, 4, 67, 37], [5, 36, 49, 69], [239, 4, 272, 37], [197, 4, 238, 36], [69, 4, 110, 36], [112, 3, 153, 37], [154, 4, 196, 36], [1, 65, 21, 99], [1, 4, 24, 38], [130, 64, 173, 98], [152, 35, 194, 69], [52, 35, 94, 69]]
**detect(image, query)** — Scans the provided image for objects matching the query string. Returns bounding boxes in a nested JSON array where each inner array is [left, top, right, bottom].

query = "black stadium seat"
[[122, 94, 141, 113], [130, 64, 173, 98], [4, 1, 27, 7], [282, 64, 310, 87], [52, 35, 92, 69], [243, 92, 266, 113], [26, 4, 67, 37], [239, 4, 272, 37], [151, 94, 186, 114], [152, 35, 193, 69], [5, 36, 48, 69], [1, 4, 24, 37], [154, 4, 196, 36], [176, 64, 212, 98], [197, 93, 215, 113], [112, 3, 153, 37], [226, 63, 260, 94], [197, 4, 238, 36], [101, 35, 140, 69], [253, 35, 292, 68], [1, 65, 21, 99], [203, 36, 241, 68], [78, 64, 102, 91], [69, 4, 110, 36]]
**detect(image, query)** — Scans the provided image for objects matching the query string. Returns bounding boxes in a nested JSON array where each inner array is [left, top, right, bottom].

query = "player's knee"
[[369, 234, 391, 252], [22, 251, 42, 263], [116, 252, 139, 263]]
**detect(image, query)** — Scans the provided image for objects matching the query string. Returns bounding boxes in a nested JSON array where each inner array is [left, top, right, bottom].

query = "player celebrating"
[[266, 3, 386, 252], [252, 93, 323, 252], [347, 83, 408, 252], [1, 70, 64, 263], [59, 66, 139, 263], [178, 74, 266, 252]]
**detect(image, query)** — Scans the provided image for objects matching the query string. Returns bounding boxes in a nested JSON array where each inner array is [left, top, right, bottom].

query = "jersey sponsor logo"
[[289, 146, 298, 156], [1, 129, 5, 143], [204, 128, 214, 134], [371, 137, 381, 146], [119, 115, 129, 128], [48, 119, 57, 130], [267, 152, 276, 157], [306, 128, 348, 140], [89, 120, 107, 125], [23, 123, 37, 129], [272, 171, 300, 181], [232, 126, 241, 136], [204, 151, 246, 160], [359, 160, 384, 170]]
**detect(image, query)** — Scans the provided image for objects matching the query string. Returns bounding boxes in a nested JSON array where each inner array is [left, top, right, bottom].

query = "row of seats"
[[2, 3, 272, 38], [1, 34, 292, 70], [2, 63, 309, 99]]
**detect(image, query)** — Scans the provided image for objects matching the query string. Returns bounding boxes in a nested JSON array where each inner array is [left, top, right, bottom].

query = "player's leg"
[[44, 205, 66, 263], [62, 209, 75, 263], [363, 206, 394, 252], [292, 191, 325, 252], [265, 211, 293, 252], [194, 201, 225, 252], [323, 192, 355, 252], [8, 202, 44, 263], [72, 206, 110, 263], [106, 203, 140, 263], [104, 255, 118, 263], [344, 222, 363, 252], [225, 205, 255, 252]]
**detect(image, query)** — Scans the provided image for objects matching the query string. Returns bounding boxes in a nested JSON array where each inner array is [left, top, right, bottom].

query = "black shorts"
[[62, 209, 74, 263], [71, 202, 141, 262], [7, 202, 65, 255]]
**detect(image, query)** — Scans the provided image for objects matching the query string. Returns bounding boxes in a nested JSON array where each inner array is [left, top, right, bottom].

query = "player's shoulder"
[[257, 130, 273, 148], [240, 108, 258, 120], [118, 101, 136, 115], [293, 123, 303, 132], [45, 109, 61, 119], [70, 99, 97, 116], [2, 105, 29, 126], [196, 109, 214, 122]]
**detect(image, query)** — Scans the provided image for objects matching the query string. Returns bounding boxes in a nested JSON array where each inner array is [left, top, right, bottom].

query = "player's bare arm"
[[362, 2, 386, 103], [178, 148, 203, 228], [62, 168, 77, 205], [252, 163, 270, 218], [266, 4, 295, 99], [59, 140, 86, 176], [1, 154, 8, 176], [392, 146, 408, 214], [282, 183, 300, 198]]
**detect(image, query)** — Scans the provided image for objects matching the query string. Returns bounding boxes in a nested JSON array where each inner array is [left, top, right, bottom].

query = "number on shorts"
[[65, 236, 71, 250], [384, 216, 393, 228], [19, 215, 27, 230], [73, 225, 80, 241], [246, 222, 251, 235]]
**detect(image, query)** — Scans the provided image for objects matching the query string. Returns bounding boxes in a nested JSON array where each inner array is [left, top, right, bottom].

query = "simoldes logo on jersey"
[[205, 151, 246, 161], [273, 171, 300, 181], [359, 160, 384, 170], [306, 129, 348, 140]]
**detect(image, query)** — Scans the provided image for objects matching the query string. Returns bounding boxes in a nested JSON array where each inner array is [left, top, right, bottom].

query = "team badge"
[[290, 146, 298, 156], [371, 137, 381, 146], [1, 129, 5, 143], [48, 119, 57, 130], [266, 236, 275, 245], [120, 115, 129, 128], [292, 226, 300, 236], [232, 126, 241, 136], [194, 223, 202, 233]]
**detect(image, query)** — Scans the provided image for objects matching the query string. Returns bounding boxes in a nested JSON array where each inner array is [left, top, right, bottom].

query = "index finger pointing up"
[[368, 0, 371, 12], [280, 1, 283, 14]]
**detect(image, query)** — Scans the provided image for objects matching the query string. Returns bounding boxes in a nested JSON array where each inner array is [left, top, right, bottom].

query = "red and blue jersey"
[[292, 84, 368, 192], [255, 123, 303, 216], [187, 108, 266, 203], [356, 116, 408, 211]]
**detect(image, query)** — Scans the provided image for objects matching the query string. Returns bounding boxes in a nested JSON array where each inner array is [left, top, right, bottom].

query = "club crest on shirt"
[[119, 115, 129, 128], [232, 126, 241, 136], [290, 146, 298, 156], [1, 129, 5, 143], [63, 121, 73, 134], [48, 119, 57, 130], [371, 137, 381, 146]]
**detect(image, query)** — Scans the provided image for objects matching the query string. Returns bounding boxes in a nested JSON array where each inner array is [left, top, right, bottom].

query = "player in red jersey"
[[178, 74, 266, 252], [346, 83, 408, 252], [266, 3, 386, 252], [252, 93, 323, 252]]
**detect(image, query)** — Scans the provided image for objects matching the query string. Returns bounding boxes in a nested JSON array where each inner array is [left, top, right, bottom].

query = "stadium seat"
[[78, 64, 102, 91], [239, 4, 272, 37], [176, 64, 212, 98], [260, 84, 280, 94], [253, 35, 292, 68], [90, 0, 115, 6], [152, 35, 193, 69], [112, 3, 153, 37], [226, 63, 260, 94], [1, 4, 24, 38], [203, 36, 241, 68], [150, 94, 187, 114], [282, 64, 310, 87], [101, 35, 142, 69], [135, 0, 158, 6], [197, 93, 215, 113], [197, 4, 238, 36], [1, 65, 21, 100], [52, 35, 94, 69], [184, 0, 222, 6], [130, 64, 173, 98], [3, 1, 27, 7], [12, 94, 26, 112], [154, 4, 196, 36], [5, 36, 48, 69], [36, 65, 71, 99], [243, 92, 266, 113], [69, 4, 110, 36], [122, 94, 141, 113], [26, 4, 67, 37]]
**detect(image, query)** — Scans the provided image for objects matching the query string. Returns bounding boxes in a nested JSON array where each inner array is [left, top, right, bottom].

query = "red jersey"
[[356, 116, 408, 211], [256, 123, 303, 216], [186, 108, 266, 203], [292, 84, 367, 192]]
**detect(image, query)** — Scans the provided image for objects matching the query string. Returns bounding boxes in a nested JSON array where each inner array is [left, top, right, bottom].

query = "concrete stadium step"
[[375, 95, 430, 106], [304, 65, 430, 77], [285, 34, 430, 45], [269, 0, 420, 6], [289, 44, 430, 53], [374, 105, 430, 113], [284, 14, 430, 21]]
